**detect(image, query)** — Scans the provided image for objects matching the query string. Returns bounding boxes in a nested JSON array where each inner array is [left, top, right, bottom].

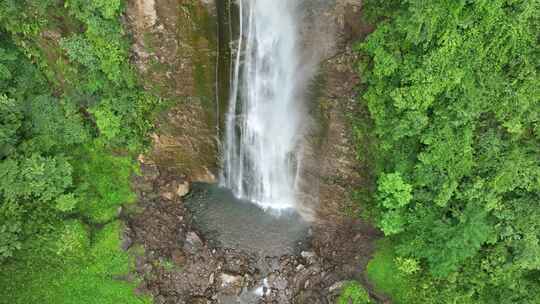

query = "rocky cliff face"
[[124, 0, 373, 201], [297, 0, 375, 223], [126, 0, 220, 182]]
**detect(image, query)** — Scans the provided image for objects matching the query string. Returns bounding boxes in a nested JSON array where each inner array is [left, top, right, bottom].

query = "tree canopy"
[[0, 1, 156, 303], [359, 0, 540, 302]]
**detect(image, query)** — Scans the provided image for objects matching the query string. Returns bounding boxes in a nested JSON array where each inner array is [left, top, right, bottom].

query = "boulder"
[[219, 272, 243, 295], [184, 231, 203, 253], [176, 180, 190, 197], [220, 273, 242, 287]]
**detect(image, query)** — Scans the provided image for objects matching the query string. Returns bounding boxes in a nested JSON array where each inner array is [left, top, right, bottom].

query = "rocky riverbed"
[[124, 158, 380, 304]]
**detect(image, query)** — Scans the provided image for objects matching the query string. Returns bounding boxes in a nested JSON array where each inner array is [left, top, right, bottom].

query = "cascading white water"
[[221, 0, 303, 210]]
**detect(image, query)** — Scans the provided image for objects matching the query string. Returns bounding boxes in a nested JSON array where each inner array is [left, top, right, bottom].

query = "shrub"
[[338, 281, 372, 304]]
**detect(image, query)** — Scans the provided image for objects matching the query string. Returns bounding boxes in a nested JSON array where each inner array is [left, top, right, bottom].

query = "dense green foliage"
[[0, 1, 157, 302], [0, 221, 151, 304], [359, 0, 540, 303], [365, 240, 414, 303], [337, 281, 372, 304]]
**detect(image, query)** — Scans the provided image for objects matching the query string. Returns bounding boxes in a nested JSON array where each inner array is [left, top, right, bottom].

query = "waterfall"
[[221, 0, 303, 210]]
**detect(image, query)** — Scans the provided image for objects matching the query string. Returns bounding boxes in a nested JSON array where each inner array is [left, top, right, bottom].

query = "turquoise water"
[[185, 183, 310, 256]]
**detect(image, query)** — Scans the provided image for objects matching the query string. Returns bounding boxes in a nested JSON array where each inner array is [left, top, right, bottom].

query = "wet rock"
[[192, 168, 217, 184], [268, 274, 288, 291], [300, 251, 312, 258], [220, 272, 242, 287], [161, 191, 174, 201], [184, 231, 203, 253], [176, 181, 190, 197], [265, 256, 281, 272], [218, 272, 243, 295], [301, 251, 316, 260], [223, 254, 253, 274], [159, 179, 190, 200]]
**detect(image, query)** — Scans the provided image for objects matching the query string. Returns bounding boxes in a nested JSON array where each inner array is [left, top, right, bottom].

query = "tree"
[[377, 172, 412, 235], [0, 95, 21, 157]]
